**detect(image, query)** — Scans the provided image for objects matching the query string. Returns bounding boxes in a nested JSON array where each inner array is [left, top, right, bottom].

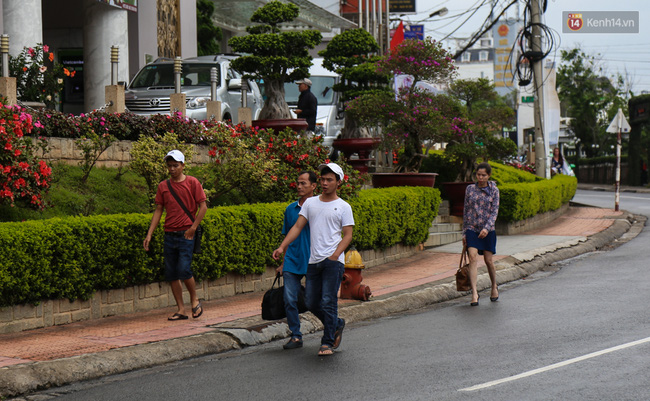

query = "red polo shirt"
[[154, 176, 206, 232]]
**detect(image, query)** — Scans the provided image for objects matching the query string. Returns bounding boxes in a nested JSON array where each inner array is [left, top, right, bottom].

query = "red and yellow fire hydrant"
[[340, 248, 372, 301]]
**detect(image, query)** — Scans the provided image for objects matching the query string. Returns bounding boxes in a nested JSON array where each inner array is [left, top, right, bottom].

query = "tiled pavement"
[[0, 207, 625, 368]]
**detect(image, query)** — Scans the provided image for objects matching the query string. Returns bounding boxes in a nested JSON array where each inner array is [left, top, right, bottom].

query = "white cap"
[[318, 162, 344, 181], [296, 78, 312, 86], [164, 150, 185, 163]]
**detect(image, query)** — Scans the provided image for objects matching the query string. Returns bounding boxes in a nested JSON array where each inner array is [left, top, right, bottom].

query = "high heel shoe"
[[471, 293, 480, 306], [490, 287, 499, 302]]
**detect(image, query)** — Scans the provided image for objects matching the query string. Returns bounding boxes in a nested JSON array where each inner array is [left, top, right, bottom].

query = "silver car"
[[125, 55, 263, 122]]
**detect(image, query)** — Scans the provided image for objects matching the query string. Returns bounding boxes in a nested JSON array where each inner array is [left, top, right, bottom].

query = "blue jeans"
[[163, 232, 195, 281], [305, 258, 344, 347], [283, 271, 304, 339]]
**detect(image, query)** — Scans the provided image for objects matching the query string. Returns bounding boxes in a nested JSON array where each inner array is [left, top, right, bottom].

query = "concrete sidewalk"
[[0, 206, 643, 398]]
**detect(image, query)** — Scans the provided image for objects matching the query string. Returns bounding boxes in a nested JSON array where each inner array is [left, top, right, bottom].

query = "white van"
[[285, 58, 344, 147]]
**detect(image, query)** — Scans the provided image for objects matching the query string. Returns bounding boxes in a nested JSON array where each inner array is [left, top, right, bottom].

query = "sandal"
[[192, 302, 203, 318], [318, 345, 334, 356], [332, 319, 345, 349], [168, 313, 188, 321]]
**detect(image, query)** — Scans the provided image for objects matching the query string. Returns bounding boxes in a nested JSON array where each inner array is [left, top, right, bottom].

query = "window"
[[479, 51, 489, 62], [461, 52, 471, 63], [480, 38, 493, 48]]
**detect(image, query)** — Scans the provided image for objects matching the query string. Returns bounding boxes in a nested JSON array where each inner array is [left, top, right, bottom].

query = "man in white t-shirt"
[[273, 163, 354, 356]]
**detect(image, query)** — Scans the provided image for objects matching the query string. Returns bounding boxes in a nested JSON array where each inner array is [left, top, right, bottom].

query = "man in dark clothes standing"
[[295, 78, 318, 132]]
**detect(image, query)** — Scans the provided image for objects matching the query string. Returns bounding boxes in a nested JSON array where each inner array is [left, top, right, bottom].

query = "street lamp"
[[429, 7, 448, 18]]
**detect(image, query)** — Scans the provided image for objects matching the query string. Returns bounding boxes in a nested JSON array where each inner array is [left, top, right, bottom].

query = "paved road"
[[22, 190, 650, 401], [573, 188, 650, 215]]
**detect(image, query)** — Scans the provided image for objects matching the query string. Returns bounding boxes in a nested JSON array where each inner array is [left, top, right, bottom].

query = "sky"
[[399, 0, 650, 94]]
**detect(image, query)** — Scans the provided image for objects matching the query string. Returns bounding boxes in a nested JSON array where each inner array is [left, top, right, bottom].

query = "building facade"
[[0, 0, 352, 115]]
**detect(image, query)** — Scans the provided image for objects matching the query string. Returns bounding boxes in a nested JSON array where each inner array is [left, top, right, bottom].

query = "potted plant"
[[318, 28, 389, 172], [346, 38, 459, 186], [228, 1, 322, 132], [9, 43, 74, 110], [441, 78, 517, 215]]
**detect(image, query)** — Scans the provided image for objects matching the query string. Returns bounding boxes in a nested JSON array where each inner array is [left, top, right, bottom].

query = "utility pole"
[[530, 0, 546, 178]]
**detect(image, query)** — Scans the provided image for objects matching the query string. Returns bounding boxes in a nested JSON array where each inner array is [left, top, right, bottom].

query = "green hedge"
[[498, 174, 577, 222], [0, 187, 440, 306], [489, 162, 541, 185]]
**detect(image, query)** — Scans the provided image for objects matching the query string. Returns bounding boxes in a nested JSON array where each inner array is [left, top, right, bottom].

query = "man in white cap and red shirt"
[[273, 162, 354, 356], [294, 78, 318, 132], [143, 150, 207, 321]]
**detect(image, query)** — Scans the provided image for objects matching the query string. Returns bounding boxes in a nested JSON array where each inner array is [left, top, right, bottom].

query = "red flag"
[[390, 21, 404, 52]]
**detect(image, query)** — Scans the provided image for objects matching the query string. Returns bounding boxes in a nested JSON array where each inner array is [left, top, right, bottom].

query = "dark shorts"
[[465, 230, 497, 255], [163, 231, 194, 281]]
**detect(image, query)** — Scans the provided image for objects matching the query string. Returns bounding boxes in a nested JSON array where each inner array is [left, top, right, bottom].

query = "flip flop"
[[318, 345, 334, 356], [168, 313, 188, 321], [192, 302, 203, 319], [332, 319, 345, 349]]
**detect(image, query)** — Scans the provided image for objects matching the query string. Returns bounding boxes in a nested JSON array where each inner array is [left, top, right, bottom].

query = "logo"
[[149, 98, 161, 107], [567, 13, 583, 31], [498, 24, 509, 37]]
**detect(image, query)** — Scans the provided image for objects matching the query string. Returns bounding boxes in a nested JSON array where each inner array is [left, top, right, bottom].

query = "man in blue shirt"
[[277, 171, 317, 349]]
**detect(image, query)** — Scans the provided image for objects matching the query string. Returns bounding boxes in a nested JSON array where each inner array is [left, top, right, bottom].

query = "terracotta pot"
[[252, 118, 309, 133], [332, 137, 381, 159], [371, 173, 438, 188], [442, 181, 474, 216]]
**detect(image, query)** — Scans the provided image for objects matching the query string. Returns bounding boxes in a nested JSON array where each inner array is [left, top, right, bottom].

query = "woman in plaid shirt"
[[462, 162, 500, 306]]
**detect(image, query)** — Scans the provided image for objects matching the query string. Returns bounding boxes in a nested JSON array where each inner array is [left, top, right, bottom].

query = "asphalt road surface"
[[23, 190, 650, 401], [573, 188, 650, 215]]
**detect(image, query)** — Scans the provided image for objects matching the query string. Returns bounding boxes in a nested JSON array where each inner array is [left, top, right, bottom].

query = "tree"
[[319, 28, 389, 138], [346, 38, 458, 172], [446, 78, 516, 181], [228, 1, 322, 120], [196, 0, 223, 56], [556, 48, 627, 158]]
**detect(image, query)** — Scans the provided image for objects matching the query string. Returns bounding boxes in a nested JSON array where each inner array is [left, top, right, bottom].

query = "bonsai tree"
[[228, 1, 322, 120], [346, 38, 459, 172], [445, 78, 516, 181], [319, 28, 389, 138]]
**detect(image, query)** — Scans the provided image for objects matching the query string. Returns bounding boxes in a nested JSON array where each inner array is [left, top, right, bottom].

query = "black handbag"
[[261, 273, 308, 321], [166, 179, 203, 254]]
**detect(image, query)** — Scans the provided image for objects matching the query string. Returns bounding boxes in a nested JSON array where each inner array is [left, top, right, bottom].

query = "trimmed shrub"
[[498, 174, 577, 222], [489, 161, 540, 185], [0, 187, 440, 306]]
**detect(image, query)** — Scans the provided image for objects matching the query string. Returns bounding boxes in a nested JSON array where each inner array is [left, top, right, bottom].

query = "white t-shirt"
[[299, 195, 355, 264]]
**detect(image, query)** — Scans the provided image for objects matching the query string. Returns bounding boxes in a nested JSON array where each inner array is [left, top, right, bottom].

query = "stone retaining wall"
[[39, 137, 213, 168], [0, 243, 418, 334]]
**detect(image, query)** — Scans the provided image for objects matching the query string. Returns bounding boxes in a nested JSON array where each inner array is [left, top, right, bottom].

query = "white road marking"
[[458, 336, 650, 392]]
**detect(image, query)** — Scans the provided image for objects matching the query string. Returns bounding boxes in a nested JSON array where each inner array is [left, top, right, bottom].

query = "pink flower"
[[43, 45, 49, 52]]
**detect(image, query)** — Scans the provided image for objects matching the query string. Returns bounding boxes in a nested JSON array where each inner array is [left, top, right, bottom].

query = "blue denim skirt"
[[465, 229, 497, 255]]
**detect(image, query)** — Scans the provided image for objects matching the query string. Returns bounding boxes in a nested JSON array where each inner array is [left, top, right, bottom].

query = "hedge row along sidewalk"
[[0, 187, 441, 308]]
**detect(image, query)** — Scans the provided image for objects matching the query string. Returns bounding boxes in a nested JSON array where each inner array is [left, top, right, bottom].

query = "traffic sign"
[[606, 108, 631, 134]]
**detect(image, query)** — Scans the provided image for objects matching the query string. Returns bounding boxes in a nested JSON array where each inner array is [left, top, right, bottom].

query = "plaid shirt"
[[463, 181, 500, 235]]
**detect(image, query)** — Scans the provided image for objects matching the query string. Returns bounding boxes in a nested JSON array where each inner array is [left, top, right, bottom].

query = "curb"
[[0, 213, 643, 399]]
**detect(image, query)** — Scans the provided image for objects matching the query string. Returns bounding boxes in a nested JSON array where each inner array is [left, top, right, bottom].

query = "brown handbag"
[[456, 246, 471, 292]]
